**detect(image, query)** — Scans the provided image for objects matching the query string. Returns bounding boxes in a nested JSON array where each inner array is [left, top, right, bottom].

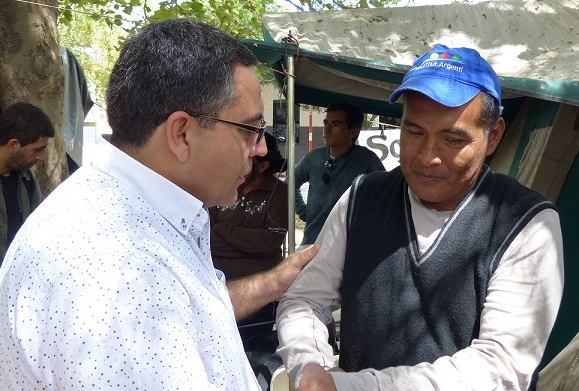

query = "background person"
[[0, 19, 317, 390], [0, 102, 54, 262], [294, 101, 384, 246], [276, 44, 564, 391]]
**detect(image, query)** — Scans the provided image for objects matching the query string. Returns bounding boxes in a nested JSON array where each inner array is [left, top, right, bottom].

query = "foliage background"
[[56, 0, 402, 109]]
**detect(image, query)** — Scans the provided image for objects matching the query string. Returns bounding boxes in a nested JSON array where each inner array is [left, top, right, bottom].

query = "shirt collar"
[[90, 136, 206, 234]]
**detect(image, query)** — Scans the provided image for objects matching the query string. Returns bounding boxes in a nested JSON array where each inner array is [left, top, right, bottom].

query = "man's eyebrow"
[[245, 113, 264, 123], [401, 118, 421, 128], [402, 119, 471, 137], [445, 127, 470, 137]]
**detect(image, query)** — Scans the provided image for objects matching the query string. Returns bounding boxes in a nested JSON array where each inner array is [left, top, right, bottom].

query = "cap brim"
[[389, 75, 481, 107]]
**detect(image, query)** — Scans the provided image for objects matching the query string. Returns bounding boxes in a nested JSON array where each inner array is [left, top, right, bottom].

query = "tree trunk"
[[0, 0, 67, 195]]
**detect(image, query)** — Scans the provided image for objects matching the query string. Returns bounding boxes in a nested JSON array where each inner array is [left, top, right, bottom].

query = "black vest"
[[339, 166, 555, 372]]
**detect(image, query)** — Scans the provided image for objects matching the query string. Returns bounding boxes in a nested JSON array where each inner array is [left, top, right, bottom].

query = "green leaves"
[[59, 0, 267, 38], [56, 0, 403, 106]]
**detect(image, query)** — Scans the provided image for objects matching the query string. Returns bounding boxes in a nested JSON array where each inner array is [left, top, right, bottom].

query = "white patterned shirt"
[[0, 137, 260, 390]]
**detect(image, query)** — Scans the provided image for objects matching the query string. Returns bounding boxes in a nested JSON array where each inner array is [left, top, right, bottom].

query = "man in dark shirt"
[[294, 102, 385, 246], [0, 102, 54, 261]]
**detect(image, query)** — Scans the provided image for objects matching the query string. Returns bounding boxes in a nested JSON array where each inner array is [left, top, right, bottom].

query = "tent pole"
[[286, 53, 296, 255]]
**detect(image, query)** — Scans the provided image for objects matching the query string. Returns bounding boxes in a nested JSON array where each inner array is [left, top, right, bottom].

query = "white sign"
[[358, 128, 401, 171]]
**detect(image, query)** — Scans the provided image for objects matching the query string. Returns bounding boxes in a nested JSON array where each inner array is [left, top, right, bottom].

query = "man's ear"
[[165, 111, 193, 163], [7, 139, 20, 153], [485, 117, 506, 157], [257, 160, 270, 173], [350, 127, 361, 140]]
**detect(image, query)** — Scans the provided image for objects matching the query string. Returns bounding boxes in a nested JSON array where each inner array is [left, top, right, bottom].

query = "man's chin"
[[218, 191, 239, 207]]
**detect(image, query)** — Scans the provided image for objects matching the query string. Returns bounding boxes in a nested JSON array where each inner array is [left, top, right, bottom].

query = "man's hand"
[[227, 244, 319, 321], [298, 363, 338, 391], [272, 244, 320, 300]]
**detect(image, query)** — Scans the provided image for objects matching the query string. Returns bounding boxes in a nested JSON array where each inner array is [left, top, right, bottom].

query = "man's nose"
[[36, 150, 46, 161], [416, 138, 442, 166], [251, 136, 267, 157]]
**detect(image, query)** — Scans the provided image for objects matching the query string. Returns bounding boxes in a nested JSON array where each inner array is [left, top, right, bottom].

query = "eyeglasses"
[[322, 160, 332, 183], [188, 112, 266, 144]]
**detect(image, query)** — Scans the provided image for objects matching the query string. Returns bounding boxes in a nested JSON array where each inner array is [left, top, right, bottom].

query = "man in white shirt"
[[276, 44, 564, 391], [0, 19, 317, 390]]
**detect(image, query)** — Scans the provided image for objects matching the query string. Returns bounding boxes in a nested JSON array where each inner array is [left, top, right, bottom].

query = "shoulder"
[[364, 166, 401, 181], [18, 169, 38, 182], [18, 169, 41, 197], [352, 167, 402, 193], [305, 147, 327, 158], [267, 175, 288, 193], [350, 145, 381, 161], [297, 147, 326, 169], [484, 169, 553, 209]]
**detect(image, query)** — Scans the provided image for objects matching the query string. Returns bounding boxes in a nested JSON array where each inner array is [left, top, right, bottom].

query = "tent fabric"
[[243, 39, 406, 116], [60, 47, 94, 166], [246, 0, 578, 110]]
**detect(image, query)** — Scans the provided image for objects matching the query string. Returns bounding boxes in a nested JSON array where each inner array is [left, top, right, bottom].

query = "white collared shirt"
[[0, 137, 259, 390]]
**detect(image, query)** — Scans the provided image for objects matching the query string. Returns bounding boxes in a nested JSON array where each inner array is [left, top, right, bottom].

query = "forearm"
[[277, 300, 337, 385], [227, 244, 319, 322], [295, 187, 307, 220], [294, 162, 308, 220], [227, 270, 280, 321]]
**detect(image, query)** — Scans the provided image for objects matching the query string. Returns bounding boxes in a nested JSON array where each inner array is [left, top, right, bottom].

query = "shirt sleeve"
[[294, 156, 310, 221], [276, 188, 351, 385], [368, 152, 386, 173], [277, 203, 565, 391]]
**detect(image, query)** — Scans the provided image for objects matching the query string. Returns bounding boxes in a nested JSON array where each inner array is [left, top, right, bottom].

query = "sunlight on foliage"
[[56, 0, 404, 108]]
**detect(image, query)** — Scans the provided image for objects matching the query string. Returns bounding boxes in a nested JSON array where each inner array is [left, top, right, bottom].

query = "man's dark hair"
[[327, 102, 364, 130], [327, 102, 364, 143], [0, 102, 55, 146], [476, 91, 501, 138], [106, 18, 259, 149]]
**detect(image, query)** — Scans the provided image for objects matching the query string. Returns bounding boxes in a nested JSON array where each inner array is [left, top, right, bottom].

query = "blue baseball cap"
[[389, 44, 501, 107]]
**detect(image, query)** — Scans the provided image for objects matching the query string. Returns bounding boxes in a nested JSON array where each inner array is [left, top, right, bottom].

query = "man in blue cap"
[[276, 45, 564, 390]]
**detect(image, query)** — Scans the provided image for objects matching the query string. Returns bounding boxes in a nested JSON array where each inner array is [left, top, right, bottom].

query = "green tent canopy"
[[244, 0, 579, 114]]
